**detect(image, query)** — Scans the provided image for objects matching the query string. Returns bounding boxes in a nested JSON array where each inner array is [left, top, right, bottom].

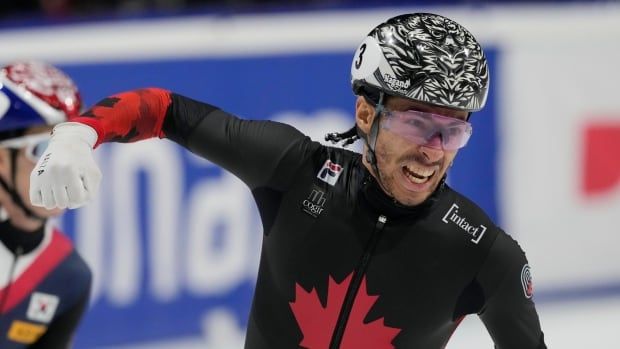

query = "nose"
[[420, 135, 444, 162], [420, 145, 444, 162]]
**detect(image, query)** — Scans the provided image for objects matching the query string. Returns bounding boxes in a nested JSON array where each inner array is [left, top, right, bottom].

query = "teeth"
[[402, 165, 435, 184], [404, 164, 435, 178], [405, 171, 429, 184]]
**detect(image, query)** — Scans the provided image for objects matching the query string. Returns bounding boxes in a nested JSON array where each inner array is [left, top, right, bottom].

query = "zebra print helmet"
[[351, 13, 489, 112]]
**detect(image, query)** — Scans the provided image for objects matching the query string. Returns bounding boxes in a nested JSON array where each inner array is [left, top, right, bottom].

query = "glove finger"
[[29, 169, 44, 207], [52, 186, 69, 209], [40, 188, 56, 210], [66, 178, 88, 209], [81, 167, 102, 199], [29, 186, 43, 207]]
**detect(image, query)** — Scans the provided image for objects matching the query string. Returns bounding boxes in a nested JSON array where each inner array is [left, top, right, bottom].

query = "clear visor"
[[0, 133, 50, 163], [381, 109, 472, 151]]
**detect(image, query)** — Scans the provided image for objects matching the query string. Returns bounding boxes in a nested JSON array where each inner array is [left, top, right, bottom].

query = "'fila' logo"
[[317, 159, 343, 186]]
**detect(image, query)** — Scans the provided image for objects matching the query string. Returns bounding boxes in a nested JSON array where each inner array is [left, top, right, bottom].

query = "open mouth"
[[402, 164, 435, 184]]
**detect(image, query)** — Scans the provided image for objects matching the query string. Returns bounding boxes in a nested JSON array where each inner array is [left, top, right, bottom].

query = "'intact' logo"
[[442, 203, 487, 244], [302, 188, 327, 218], [317, 159, 343, 186]]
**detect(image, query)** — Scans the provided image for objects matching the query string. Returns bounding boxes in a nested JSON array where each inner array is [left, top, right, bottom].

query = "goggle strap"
[[366, 93, 391, 192]]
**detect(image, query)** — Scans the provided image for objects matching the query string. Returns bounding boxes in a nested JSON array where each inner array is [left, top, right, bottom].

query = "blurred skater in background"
[[0, 61, 91, 349]]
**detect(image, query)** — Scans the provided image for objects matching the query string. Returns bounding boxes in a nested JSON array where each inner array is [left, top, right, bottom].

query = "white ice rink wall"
[[1, 3, 619, 348]]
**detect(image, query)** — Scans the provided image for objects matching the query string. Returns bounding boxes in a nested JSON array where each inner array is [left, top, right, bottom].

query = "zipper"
[[329, 214, 387, 349], [0, 246, 23, 313]]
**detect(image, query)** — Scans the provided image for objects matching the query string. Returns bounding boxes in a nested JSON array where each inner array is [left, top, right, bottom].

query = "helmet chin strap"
[[363, 92, 449, 207], [364, 92, 393, 196], [0, 149, 46, 222]]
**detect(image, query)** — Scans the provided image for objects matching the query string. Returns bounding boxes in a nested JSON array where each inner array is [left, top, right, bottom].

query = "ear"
[[355, 96, 375, 135]]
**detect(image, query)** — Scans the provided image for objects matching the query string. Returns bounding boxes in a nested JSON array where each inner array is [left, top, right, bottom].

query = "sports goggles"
[[381, 109, 472, 150], [0, 133, 50, 163]]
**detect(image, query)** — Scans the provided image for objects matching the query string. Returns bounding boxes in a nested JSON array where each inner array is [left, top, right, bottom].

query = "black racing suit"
[[0, 221, 92, 349], [76, 89, 546, 349]]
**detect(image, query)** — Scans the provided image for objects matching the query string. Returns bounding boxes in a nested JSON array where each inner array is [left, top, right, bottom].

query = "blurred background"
[[1, 0, 619, 348]]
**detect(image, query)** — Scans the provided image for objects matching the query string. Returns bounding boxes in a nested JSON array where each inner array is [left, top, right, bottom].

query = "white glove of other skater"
[[29, 122, 101, 209]]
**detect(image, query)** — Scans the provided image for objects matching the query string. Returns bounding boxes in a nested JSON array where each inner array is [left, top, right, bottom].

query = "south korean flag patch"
[[27, 292, 59, 324]]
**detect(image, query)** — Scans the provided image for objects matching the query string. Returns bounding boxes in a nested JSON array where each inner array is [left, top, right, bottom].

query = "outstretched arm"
[[76, 88, 315, 188], [30, 88, 318, 209]]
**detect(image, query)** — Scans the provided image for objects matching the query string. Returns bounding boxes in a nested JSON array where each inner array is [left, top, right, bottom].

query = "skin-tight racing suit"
[[72, 88, 546, 349], [0, 222, 92, 349]]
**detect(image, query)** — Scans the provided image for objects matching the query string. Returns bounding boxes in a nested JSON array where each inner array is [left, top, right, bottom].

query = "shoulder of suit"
[[432, 186, 501, 247], [50, 228, 92, 289], [309, 145, 362, 184], [315, 145, 361, 164]]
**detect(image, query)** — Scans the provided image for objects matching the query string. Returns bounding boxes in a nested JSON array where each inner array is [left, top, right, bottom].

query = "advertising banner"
[[501, 43, 620, 292]]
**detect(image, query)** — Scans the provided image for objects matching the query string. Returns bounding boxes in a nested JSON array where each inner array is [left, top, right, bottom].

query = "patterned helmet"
[[351, 13, 489, 112], [0, 61, 81, 139]]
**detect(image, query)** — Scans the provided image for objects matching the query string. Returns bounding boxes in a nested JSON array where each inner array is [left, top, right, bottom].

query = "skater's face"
[[0, 126, 62, 231], [356, 96, 469, 206]]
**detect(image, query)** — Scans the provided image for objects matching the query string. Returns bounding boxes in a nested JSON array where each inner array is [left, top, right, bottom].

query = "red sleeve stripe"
[[0, 230, 73, 315], [71, 88, 172, 148]]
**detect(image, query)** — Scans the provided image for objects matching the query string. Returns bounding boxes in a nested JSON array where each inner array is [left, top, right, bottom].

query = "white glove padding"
[[29, 122, 101, 209]]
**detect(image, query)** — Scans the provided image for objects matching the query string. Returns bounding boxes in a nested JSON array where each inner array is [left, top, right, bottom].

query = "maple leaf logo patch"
[[289, 273, 401, 349]]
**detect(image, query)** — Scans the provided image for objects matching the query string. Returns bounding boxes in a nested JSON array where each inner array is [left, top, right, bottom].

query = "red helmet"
[[0, 61, 82, 139]]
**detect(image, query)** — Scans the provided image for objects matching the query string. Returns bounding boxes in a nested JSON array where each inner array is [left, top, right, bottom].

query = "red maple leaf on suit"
[[289, 273, 401, 349]]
